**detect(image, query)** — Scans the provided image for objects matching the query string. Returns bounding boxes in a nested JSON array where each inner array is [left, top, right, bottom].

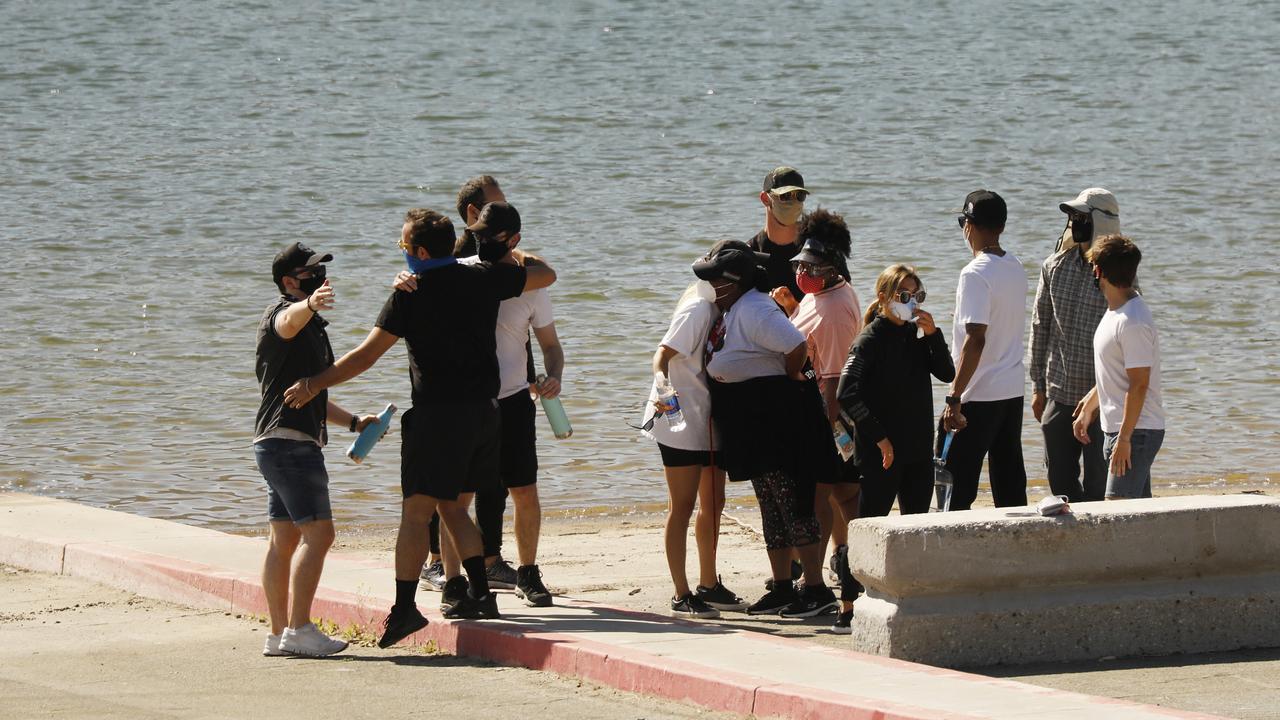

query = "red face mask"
[[796, 271, 826, 295]]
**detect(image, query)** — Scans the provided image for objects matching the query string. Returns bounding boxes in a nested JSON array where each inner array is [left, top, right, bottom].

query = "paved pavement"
[[0, 492, 1226, 720]]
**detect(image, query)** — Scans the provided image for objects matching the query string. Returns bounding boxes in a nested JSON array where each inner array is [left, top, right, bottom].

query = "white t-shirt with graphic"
[[952, 250, 1029, 402], [1093, 295, 1165, 433]]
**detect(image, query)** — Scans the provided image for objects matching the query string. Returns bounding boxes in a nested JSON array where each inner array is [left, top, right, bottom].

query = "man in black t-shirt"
[[749, 166, 811, 313], [283, 209, 556, 648], [254, 242, 378, 657]]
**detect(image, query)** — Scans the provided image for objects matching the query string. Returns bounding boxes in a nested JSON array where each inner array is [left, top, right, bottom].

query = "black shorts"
[[658, 443, 715, 468], [498, 391, 538, 489], [400, 402, 500, 501], [823, 456, 861, 485]]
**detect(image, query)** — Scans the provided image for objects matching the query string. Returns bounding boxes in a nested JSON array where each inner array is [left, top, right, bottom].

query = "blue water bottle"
[[535, 374, 573, 439], [346, 404, 397, 463]]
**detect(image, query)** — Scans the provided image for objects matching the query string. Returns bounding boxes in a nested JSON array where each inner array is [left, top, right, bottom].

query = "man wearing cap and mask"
[[254, 242, 380, 657], [940, 190, 1030, 511], [749, 167, 812, 315], [282, 208, 557, 647], [1030, 188, 1120, 502]]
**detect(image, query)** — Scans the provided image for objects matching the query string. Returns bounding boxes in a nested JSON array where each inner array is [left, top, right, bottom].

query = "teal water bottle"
[[535, 374, 572, 439], [346, 404, 397, 463]]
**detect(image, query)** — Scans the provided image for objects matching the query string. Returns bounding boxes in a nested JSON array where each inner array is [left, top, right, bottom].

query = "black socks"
[[395, 578, 417, 609], [461, 555, 490, 598]]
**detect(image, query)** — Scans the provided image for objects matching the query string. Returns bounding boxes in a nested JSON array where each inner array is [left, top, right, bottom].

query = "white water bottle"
[[655, 373, 686, 431]]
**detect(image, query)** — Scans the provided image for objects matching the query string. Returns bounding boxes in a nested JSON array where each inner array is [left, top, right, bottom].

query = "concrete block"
[[847, 495, 1280, 667]]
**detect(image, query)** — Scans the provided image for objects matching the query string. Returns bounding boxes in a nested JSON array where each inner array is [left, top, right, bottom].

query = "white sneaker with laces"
[[280, 623, 349, 657], [263, 633, 287, 656]]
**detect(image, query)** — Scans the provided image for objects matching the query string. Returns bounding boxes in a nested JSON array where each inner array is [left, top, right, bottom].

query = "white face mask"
[[888, 299, 918, 322], [770, 198, 804, 225], [695, 280, 718, 303]]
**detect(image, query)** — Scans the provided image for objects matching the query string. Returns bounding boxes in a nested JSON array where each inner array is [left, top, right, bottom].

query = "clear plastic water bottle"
[[655, 373, 686, 432], [833, 412, 855, 462]]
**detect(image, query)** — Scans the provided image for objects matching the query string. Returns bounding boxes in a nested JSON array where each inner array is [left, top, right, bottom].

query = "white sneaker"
[[280, 623, 349, 657], [263, 633, 287, 656]]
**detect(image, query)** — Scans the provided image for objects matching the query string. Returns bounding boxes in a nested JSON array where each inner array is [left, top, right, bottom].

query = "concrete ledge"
[[849, 495, 1280, 667], [0, 492, 1224, 720]]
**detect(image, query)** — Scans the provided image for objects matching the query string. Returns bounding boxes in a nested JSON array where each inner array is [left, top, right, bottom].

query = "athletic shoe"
[[831, 609, 853, 634], [695, 577, 748, 612], [516, 564, 553, 607], [280, 622, 349, 657], [419, 559, 445, 591], [780, 584, 839, 619], [377, 604, 429, 649], [440, 576, 468, 614], [485, 557, 518, 589], [829, 545, 847, 585], [262, 633, 287, 657], [445, 591, 501, 620], [670, 593, 720, 619], [763, 560, 804, 592], [746, 584, 799, 615]]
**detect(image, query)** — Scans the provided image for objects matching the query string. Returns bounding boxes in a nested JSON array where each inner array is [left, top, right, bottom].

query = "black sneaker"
[[485, 557, 518, 589], [440, 576, 468, 614], [419, 559, 445, 591], [746, 584, 799, 615], [780, 584, 839, 619], [377, 604, 429, 648], [828, 545, 846, 586], [831, 609, 853, 634], [515, 564, 553, 608], [445, 591, 501, 620], [695, 577, 748, 612], [763, 560, 804, 592], [671, 593, 720, 619]]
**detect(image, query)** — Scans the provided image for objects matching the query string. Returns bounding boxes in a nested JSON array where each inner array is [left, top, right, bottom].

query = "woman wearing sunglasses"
[[642, 276, 746, 620], [830, 265, 954, 629]]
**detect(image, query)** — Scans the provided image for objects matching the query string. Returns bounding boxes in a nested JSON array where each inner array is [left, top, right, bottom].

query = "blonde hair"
[[864, 264, 923, 326]]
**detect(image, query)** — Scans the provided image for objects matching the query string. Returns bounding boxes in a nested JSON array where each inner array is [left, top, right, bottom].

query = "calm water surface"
[[1, 1, 1277, 532]]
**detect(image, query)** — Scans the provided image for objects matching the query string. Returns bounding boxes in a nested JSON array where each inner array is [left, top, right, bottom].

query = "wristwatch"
[[944, 395, 962, 407], [348, 415, 358, 433]]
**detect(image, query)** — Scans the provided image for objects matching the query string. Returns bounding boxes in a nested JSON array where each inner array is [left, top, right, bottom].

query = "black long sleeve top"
[[835, 316, 956, 466]]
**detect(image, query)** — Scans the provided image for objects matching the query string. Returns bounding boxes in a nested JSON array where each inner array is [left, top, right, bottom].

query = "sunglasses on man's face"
[[773, 191, 807, 203], [894, 289, 927, 304], [957, 215, 972, 229]]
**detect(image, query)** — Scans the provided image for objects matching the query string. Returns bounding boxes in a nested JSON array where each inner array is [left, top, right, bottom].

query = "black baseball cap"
[[763, 166, 808, 197], [466, 201, 521, 236], [691, 240, 769, 283], [960, 190, 1007, 229], [272, 241, 333, 286]]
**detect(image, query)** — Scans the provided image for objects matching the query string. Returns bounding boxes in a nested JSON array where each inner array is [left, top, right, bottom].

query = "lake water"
[[1, 0, 1277, 532]]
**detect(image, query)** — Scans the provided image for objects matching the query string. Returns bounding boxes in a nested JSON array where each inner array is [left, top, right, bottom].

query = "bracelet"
[[303, 377, 312, 396], [349, 415, 358, 433], [305, 295, 315, 312]]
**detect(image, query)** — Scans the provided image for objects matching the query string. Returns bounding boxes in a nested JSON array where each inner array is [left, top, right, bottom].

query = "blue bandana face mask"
[[404, 251, 456, 274]]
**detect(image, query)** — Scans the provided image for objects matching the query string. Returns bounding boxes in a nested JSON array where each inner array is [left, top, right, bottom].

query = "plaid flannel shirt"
[[1029, 245, 1109, 405]]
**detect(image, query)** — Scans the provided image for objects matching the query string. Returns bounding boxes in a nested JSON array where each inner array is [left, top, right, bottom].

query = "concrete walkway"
[[0, 492, 1221, 720]]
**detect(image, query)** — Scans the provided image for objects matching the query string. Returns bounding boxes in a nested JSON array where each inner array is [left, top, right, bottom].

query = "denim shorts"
[[254, 438, 332, 523], [1104, 428, 1165, 499]]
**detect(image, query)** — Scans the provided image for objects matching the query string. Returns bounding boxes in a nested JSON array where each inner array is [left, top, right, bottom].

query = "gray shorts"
[[254, 438, 332, 523], [1104, 429, 1165, 499]]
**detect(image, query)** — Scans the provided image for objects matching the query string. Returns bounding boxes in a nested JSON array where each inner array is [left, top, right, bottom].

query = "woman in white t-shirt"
[[695, 240, 840, 619], [643, 283, 746, 620]]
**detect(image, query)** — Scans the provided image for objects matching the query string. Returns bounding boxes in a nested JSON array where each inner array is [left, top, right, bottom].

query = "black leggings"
[[751, 470, 819, 551], [858, 456, 934, 517]]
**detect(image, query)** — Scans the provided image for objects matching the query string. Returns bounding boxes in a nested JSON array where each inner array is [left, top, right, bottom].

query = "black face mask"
[[477, 235, 510, 263], [297, 265, 326, 296], [1070, 216, 1093, 246]]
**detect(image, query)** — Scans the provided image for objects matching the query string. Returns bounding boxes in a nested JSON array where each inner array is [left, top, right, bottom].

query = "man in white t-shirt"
[[1072, 235, 1164, 499], [940, 190, 1030, 510]]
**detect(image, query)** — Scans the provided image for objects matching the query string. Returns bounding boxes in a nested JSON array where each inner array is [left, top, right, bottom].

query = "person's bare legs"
[[830, 483, 861, 612], [663, 465, 700, 597], [797, 540, 826, 587], [829, 493, 849, 550], [813, 483, 835, 566], [287, 519, 335, 629], [766, 547, 793, 582], [437, 497, 485, 566], [509, 485, 541, 567], [396, 494, 439, 582], [437, 493, 473, 581], [694, 466, 726, 588], [262, 520, 301, 635]]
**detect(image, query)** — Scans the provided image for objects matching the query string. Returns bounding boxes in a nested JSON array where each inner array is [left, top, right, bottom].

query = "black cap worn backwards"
[[961, 189, 1007, 229], [691, 241, 770, 284], [272, 241, 333, 286], [762, 166, 807, 196], [466, 201, 522, 237]]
